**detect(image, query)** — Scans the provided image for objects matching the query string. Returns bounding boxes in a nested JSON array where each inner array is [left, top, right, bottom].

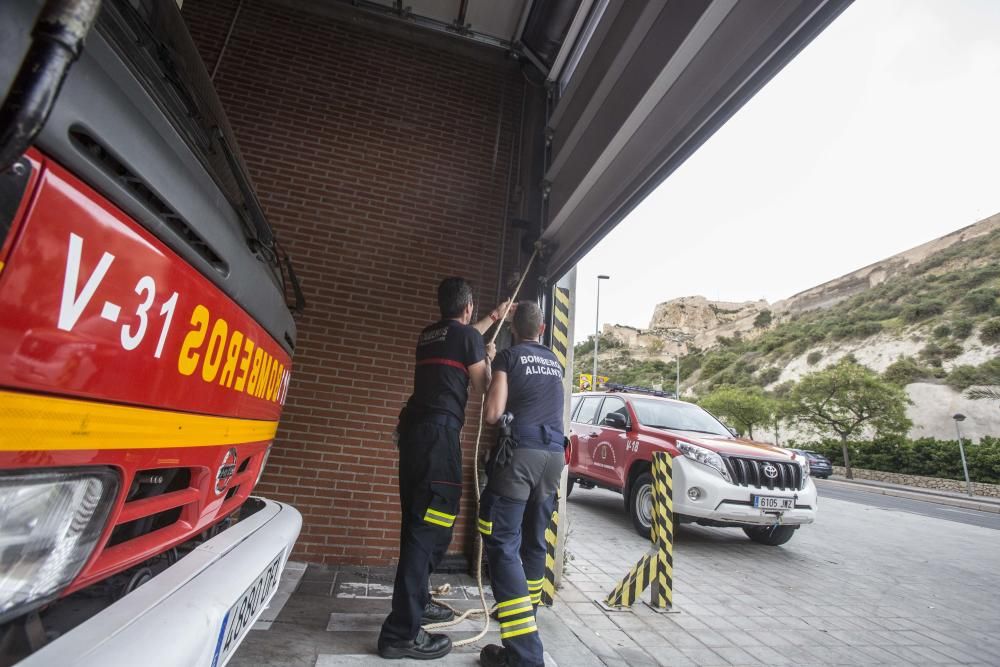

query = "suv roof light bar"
[[605, 383, 677, 399]]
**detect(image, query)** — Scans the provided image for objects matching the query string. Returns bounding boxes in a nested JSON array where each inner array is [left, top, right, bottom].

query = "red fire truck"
[[1, 2, 302, 664]]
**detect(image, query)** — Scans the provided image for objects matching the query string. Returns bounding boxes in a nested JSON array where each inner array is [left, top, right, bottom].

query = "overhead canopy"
[[361, 0, 528, 47], [323, 0, 596, 75], [540, 0, 852, 280]]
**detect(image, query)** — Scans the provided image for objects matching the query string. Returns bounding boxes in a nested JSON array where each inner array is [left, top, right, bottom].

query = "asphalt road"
[[814, 478, 1000, 530]]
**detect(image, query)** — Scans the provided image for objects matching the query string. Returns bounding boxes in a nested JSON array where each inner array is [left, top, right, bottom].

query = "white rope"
[[421, 245, 542, 647]]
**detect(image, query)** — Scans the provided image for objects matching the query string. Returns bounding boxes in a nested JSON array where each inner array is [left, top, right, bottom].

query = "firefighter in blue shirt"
[[378, 277, 509, 660], [478, 301, 565, 667]]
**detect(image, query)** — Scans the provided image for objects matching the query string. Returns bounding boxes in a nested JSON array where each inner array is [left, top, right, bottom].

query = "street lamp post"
[[953, 413, 973, 497], [661, 329, 693, 398], [593, 275, 610, 389]]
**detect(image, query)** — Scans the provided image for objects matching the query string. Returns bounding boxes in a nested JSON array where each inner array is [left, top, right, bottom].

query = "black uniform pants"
[[380, 421, 462, 642], [479, 446, 565, 667]]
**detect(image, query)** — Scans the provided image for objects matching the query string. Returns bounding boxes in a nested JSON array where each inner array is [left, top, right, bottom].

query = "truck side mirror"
[[603, 412, 628, 430], [728, 426, 739, 437]]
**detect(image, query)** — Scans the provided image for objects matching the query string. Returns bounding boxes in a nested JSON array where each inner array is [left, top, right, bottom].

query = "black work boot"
[[480, 644, 510, 667], [378, 629, 452, 660], [421, 601, 455, 624]]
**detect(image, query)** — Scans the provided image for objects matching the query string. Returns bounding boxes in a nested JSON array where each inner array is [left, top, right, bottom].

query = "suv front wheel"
[[628, 472, 654, 539], [743, 525, 797, 546]]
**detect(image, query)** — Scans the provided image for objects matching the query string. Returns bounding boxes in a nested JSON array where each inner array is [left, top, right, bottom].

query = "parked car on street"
[[567, 385, 817, 546], [787, 448, 833, 478]]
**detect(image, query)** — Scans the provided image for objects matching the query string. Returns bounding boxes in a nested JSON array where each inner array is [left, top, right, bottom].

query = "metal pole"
[[955, 420, 973, 497], [211, 0, 245, 81], [593, 277, 601, 387], [553, 267, 577, 590]]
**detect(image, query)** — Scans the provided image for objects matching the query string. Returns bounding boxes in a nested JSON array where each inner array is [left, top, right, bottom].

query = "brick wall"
[[183, 0, 522, 565]]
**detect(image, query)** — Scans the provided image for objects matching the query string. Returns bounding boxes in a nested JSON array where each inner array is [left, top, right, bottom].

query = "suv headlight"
[[0, 468, 119, 624], [677, 441, 730, 481], [800, 456, 811, 477]]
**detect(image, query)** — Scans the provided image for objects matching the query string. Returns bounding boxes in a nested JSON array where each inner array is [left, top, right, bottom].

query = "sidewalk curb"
[[816, 478, 1000, 514]]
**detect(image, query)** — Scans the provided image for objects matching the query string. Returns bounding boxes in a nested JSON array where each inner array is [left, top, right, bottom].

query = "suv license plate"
[[753, 495, 794, 511], [213, 550, 284, 667]]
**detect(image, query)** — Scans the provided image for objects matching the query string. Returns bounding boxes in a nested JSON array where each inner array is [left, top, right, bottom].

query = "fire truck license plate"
[[213, 551, 284, 666], [753, 496, 794, 511]]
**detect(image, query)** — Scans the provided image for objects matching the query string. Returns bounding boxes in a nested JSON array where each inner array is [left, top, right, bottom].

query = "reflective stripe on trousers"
[[480, 490, 554, 667]]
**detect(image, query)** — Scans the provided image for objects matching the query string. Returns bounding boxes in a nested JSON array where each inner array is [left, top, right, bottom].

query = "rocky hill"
[[773, 213, 1000, 315], [578, 213, 1000, 441]]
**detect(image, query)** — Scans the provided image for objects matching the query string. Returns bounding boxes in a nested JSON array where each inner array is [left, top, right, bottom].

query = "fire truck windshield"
[[97, 0, 277, 257]]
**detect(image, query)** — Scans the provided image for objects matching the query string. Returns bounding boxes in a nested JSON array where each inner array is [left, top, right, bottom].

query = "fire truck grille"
[[108, 467, 195, 547], [723, 457, 802, 491], [69, 449, 264, 595], [107, 507, 183, 547]]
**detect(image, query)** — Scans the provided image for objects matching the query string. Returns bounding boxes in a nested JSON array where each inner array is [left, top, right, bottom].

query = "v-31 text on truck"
[[1, 1, 303, 665], [567, 385, 817, 546]]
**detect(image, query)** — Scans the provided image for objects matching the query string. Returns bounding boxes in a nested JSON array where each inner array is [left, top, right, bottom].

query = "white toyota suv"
[[567, 385, 817, 546]]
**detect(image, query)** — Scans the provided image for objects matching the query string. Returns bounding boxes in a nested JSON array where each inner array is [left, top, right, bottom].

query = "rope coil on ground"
[[421, 245, 541, 647]]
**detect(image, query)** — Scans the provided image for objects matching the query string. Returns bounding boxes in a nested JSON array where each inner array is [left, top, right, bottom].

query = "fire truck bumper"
[[20, 498, 302, 667]]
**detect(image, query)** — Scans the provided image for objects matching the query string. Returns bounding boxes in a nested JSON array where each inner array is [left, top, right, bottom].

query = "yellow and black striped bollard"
[[605, 451, 674, 609], [540, 286, 571, 607], [540, 494, 559, 606]]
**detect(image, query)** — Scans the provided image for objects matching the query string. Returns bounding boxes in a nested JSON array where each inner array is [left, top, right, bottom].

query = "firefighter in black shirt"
[[478, 301, 565, 667], [378, 277, 510, 660]]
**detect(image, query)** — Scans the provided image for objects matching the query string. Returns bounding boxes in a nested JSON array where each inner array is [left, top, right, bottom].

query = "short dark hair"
[[513, 300, 543, 339], [438, 277, 474, 318]]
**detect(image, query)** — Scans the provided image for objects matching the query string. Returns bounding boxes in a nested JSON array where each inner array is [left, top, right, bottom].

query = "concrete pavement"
[[233, 485, 1000, 666]]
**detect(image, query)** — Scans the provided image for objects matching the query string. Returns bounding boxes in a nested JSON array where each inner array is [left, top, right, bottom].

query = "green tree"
[[981, 318, 1000, 345], [699, 386, 775, 440], [963, 287, 998, 314], [764, 394, 796, 446], [951, 318, 974, 339], [788, 359, 912, 479], [932, 324, 952, 339], [756, 366, 782, 385], [701, 351, 737, 377], [947, 358, 1000, 390], [882, 357, 934, 386], [901, 298, 946, 323], [754, 310, 773, 329]]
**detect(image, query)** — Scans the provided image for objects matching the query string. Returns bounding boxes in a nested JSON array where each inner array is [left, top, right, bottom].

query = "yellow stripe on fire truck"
[[0, 390, 278, 451]]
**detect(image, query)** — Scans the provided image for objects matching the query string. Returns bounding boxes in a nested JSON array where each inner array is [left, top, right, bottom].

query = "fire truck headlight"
[[0, 468, 119, 624]]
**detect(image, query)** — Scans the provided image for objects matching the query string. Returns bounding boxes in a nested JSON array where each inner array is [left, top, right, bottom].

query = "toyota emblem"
[[762, 463, 779, 479], [216, 447, 239, 494]]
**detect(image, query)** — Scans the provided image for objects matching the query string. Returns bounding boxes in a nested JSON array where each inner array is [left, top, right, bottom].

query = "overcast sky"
[[570, 0, 1000, 337]]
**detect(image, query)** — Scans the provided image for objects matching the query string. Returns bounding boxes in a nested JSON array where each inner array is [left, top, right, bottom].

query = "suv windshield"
[[630, 398, 731, 437]]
